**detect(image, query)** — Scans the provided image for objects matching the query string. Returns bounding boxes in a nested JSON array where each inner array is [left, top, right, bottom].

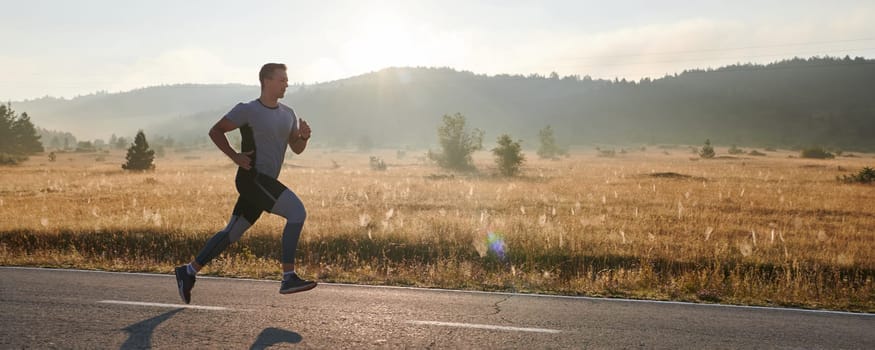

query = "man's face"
[[265, 69, 289, 98]]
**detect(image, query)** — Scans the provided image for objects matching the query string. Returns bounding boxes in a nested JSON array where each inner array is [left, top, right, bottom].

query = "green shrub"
[[728, 144, 744, 155], [75, 141, 96, 153], [492, 134, 524, 176], [597, 148, 616, 157], [536, 125, 568, 159], [699, 139, 715, 159], [800, 147, 834, 159], [838, 166, 875, 184], [0, 153, 26, 165], [428, 113, 483, 171]]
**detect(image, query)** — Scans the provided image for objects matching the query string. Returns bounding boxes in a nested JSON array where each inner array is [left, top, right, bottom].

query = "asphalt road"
[[1, 267, 872, 349]]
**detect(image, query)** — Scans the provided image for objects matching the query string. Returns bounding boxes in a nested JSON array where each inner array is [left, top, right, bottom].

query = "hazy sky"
[[2, 0, 874, 101]]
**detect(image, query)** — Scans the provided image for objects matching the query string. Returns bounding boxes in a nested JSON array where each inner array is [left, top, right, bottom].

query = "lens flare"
[[486, 231, 507, 261]]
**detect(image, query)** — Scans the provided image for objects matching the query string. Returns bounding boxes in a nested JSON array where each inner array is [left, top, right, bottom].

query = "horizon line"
[[11, 54, 874, 102]]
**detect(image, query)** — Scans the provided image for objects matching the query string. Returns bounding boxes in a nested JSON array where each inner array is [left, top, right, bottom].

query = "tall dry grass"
[[1, 147, 873, 312]]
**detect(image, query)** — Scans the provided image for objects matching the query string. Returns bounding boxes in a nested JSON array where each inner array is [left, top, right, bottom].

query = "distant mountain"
[[12, 56, 875, 150], [13, 84, 259, 140]]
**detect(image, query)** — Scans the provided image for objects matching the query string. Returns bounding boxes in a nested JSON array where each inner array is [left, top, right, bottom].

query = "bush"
[[838, 166, 875, 184], [748, 150, 766, 156], [0, 153, 26, 165], [800, 147, 834, 159], [536, 125, 568, 159], [728, 144, 744, 155], [428, 113, 483, 171], [75, 141, 96, 153], [597, 149, 616, 157], [369, 156, 387, 171], [699, 139, 715, 159], [492, 134, 524, 176]]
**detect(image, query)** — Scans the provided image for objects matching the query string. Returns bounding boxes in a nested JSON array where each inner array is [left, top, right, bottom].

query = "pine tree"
[[0, 103, 15, 154], [122, 130, 155, 171], [0, 103, 43, 161], [11, 112, 44, 154], [492, 134, 525, 176], [699, 139, 715, 159]]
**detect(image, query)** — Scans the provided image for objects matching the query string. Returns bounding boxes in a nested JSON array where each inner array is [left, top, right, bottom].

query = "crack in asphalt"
[[488, 295, 511, 316]]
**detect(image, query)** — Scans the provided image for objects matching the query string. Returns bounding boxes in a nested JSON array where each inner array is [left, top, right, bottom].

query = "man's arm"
[[210, 117, 253, 169], [288, 119, 311, 154]]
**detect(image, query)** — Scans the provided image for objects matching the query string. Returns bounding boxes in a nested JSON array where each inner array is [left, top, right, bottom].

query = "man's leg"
[[267, 187, 316, 294], [175, 197, 261, 304], [192, 197, 262, 269], [241, 171, 315, 294], [270, 189, 307, 271], [192, 216, 253, 268]]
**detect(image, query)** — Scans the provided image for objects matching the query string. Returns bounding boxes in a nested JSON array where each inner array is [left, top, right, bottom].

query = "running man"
[[175, 63, 315, 304]]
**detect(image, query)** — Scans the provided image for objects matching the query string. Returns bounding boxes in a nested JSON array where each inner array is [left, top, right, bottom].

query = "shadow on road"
[[250, 327, 303, 349], [120, 308, 183, 349]]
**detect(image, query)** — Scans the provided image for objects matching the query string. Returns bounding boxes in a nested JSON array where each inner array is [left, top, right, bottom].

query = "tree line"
[[2, 101, 156, 171], [286, 56, 875, 151], [0, 103, 43, 164]]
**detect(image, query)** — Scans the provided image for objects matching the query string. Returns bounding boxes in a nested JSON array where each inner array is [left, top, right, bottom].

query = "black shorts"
[[232, 167, 289, 224]]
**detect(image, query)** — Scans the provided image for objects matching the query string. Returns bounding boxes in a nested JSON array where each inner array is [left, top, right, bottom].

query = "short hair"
[[259, 63, 287, 86]]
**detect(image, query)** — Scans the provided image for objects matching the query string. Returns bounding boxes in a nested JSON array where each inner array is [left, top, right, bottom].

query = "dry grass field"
[[1, 146, 873, 312]]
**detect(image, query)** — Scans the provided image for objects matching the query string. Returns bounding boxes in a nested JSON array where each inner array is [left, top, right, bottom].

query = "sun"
[[318, 8, 468, 80], [341, 11, 425, 72]]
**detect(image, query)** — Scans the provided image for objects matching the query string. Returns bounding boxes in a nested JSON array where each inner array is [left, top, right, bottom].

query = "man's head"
[[259, 63, 288, 99]]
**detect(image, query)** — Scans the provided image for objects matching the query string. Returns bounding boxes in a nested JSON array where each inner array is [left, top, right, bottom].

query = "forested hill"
[[14, 56, 875, 150], [283, 56, 874, 150]]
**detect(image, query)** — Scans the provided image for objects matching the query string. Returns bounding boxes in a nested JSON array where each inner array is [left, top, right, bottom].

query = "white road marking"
[[408, 320, 561, 334], [99, 300, 230, 311]]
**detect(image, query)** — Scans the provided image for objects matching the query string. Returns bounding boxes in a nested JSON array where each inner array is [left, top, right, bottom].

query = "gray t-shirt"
[[224, 99, 298, 178]]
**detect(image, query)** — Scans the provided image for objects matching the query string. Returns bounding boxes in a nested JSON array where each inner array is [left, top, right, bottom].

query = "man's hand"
[[289, 119, 311, 154], [232, 151, 254, 170], [299, 119, 311, 140]]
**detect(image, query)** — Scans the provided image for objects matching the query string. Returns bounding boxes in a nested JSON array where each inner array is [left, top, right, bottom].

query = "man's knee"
[[226, 217, 252, 243], [271, 190, 306, 223], [295, 205, 307, 223]]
